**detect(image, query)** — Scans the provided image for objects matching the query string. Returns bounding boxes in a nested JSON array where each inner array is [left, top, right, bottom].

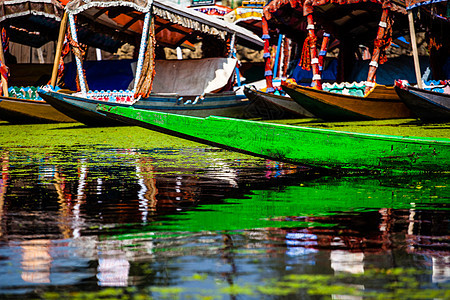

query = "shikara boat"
[[262, 0, 414, 121], [38, 0, 263, 126], [0, 0, 76, 124], [393, 0, 450, 123], [395, 81, 450, 122], [0, 96, 76, 124], [97, 104, 450, 172], [244, 85, 313, 119], [283, 80, 413, 121]]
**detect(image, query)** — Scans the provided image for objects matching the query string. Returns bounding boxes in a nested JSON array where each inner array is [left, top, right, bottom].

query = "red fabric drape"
[[134, 20, 156, 99], [262, 17, 274, 92], [365, 8, 392, 93]]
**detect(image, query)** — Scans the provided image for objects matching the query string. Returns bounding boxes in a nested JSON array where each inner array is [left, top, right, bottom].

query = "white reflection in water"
[[73, 163, 88, 239], [432, 256, 450, 283], [21, 240, 52, 283], [97, 255, 130, 287], [330, 250, 365, 300], [330, 250, 364, 274]]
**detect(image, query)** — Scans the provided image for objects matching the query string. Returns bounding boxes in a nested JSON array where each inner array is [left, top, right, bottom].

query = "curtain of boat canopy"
[[262, 0, 407, 30], [152, 6, 227, 41], [134, 19, 156, 98], [0, 0, 64, 22], [0, 0, 64, 47], [65, 0, 151, 14]]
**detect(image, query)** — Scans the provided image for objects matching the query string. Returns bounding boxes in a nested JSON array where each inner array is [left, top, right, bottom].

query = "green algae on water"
[[40, 268, 449, 300]]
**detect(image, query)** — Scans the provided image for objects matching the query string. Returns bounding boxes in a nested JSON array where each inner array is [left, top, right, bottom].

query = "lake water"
[[0, 122, 448, 299]]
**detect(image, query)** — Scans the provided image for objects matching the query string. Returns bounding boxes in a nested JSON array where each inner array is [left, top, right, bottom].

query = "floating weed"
[[40, 270, 449, 300], [306, 284, 362, 296], [183, 273, 208, 281], [43, 288, 141, 300], [257, 285, 295, 296], [149, 287, 184, 297], [218, 284, 254, 296]]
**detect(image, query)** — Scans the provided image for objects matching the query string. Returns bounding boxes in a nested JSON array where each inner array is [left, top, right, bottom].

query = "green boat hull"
[[97, 105, 450, 172]]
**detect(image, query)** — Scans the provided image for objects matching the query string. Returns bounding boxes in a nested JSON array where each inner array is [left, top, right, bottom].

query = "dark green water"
[[0, 122, 448, 299]]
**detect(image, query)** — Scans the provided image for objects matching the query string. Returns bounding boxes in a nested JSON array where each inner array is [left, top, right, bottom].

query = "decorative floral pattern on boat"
[[8, 86, 44, 101], [83, 90, 136, 103], [322, 82, 366, 97]]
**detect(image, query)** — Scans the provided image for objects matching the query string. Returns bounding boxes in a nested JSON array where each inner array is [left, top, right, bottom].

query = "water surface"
[[0, 122, 448, 299]]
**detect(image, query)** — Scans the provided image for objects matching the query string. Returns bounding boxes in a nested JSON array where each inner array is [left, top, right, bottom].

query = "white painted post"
[[133, 12, 151, 92], [68, 14, 87, 94], [96, 48, 102, 61], [408, 10, 422, 89]]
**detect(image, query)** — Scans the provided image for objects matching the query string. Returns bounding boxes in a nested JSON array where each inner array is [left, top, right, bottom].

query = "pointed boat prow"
[[97, 104, 450, 172]]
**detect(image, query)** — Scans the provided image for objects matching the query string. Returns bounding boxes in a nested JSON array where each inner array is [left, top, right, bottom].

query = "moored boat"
[[97, 104, 450, 172], [38, 0, 263, 126], [395, 80, 450, 122], [0, 95, 76, 124], [0, 0, 76, 124], [262, 0, 414, 121], [393, 0, 450, 123], [244, 85, 313, 119], [283, 80, 413, 121]]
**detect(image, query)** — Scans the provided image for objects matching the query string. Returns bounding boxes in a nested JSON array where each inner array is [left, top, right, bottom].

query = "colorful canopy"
[[0, 0, 65, 47], [65, 0, 262, 53], [190, 4, 232, 17], [263, 0, 409, 44], [406, 0, 448, 9], [224, 5, 264, 35]]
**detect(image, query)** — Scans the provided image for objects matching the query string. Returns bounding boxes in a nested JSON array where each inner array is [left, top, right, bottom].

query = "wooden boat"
[[38, 0, 263, 126], [244, 85, 313, 119], [40, 84, 250, 127], [97, 104, 450, 172], [261, 0, 416, 121], [393, 1, 450, 123], [0, 0, 76, 124], [395, 81, 450, 122], [0, 96, 76, 124], [282, 80, 413, 121]]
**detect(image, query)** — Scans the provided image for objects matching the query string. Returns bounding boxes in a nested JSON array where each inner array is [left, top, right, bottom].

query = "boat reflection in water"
[[0, 149, 447, 297]]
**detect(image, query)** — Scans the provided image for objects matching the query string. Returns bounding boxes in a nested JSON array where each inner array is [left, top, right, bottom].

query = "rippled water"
[[0, 123, 448, 299]]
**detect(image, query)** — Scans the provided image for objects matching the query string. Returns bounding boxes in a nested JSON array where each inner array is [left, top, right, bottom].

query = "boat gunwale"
[[0, 96, 49, 104], [403, 84, 450, 97]]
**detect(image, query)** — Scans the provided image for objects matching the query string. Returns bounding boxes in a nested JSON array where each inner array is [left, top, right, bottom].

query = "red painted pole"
[[318, 32, 330, 75], [365, 8, 389, 94], [306, 14, 322, 90], [262, 16, 274, 92]]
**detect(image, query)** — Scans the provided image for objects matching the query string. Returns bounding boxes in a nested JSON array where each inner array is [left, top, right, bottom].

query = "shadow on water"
[[0, 125, 448, 299]]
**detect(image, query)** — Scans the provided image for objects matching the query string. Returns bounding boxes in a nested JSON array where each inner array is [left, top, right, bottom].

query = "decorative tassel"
[[366, 9, 392, 93], [134, 19, 156, 99], [0, 61, 8, 78], [261, 16, 270, 40], [1, 28, 8, 53]]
